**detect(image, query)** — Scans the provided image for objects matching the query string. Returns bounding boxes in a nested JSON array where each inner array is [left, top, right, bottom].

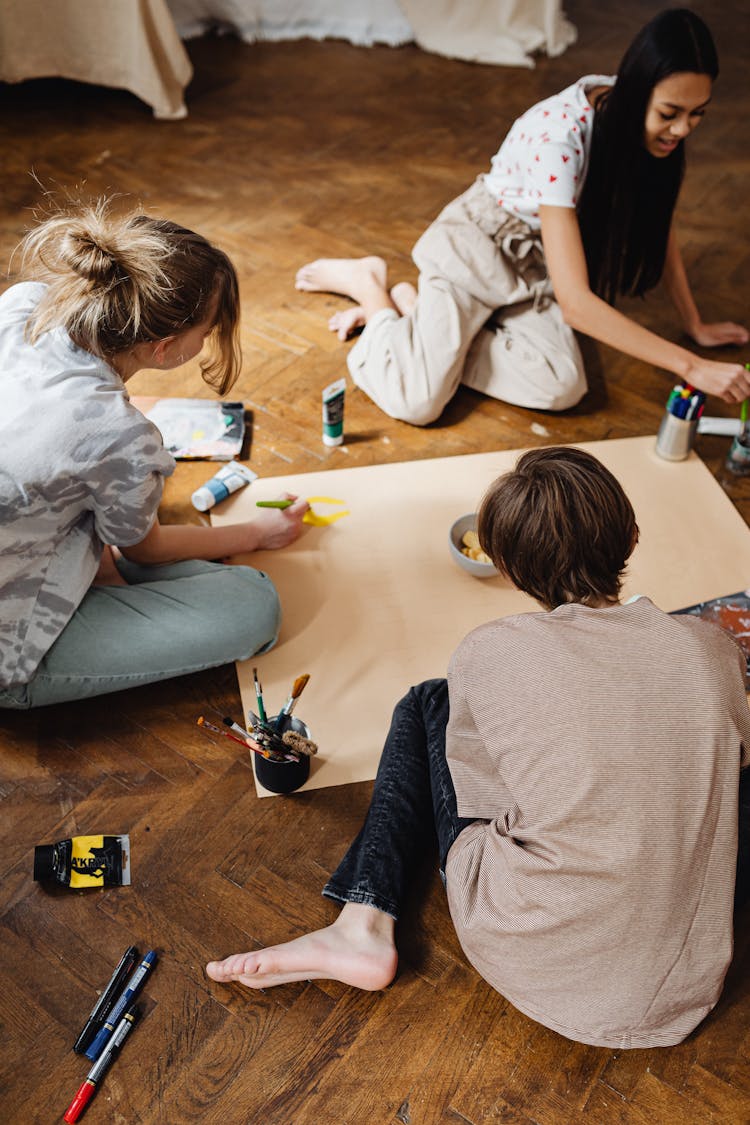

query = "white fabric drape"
[[403, 0, 576, 67], [168, 0, 414, 47], [166, 0, 576, 66]]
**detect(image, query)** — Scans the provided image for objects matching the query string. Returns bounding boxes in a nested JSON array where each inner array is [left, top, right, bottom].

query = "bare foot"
[[206, 904, 397, 991], [326, 281, 417, 341], [328, 306, 366, 341], [390, 281, 417, 316], [294, 256, 388, 304]]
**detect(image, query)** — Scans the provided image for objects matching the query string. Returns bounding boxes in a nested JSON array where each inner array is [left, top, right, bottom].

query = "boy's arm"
[[447, 648, 516, 820]]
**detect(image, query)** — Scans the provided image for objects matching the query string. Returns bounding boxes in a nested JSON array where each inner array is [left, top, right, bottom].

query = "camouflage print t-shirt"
[[0, 282, 176, 688]]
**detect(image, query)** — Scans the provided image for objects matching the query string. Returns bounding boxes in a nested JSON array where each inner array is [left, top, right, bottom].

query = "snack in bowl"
[[448, 514, 498, 578], [460, 529, 493, 565]]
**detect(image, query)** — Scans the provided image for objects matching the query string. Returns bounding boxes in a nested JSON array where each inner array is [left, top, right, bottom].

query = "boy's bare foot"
[[294, 256, 388, 306], [206, 903, 397, 991]]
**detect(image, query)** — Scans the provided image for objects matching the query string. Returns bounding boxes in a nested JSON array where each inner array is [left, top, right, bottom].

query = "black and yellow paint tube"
[[33, 834, 131, 888]]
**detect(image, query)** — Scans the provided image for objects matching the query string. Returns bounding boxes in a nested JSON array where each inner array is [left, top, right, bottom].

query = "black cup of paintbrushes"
[[253, 715, 312, 794]]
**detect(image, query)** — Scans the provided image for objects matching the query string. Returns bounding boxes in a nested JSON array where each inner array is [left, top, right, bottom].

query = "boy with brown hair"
[[208, 447, 750, 1048]]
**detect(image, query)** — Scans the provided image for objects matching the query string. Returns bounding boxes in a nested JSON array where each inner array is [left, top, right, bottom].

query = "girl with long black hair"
[[294, 9, 749, 425]]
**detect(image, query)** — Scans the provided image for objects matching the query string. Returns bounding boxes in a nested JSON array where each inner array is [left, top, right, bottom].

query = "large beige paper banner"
[[212, 438, 750, 796]]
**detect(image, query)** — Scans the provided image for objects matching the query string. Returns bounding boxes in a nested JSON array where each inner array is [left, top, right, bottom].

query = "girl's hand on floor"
[[688, 321, 749, 348], [683, 358, 750, 404], [245, 494, 309, 551]]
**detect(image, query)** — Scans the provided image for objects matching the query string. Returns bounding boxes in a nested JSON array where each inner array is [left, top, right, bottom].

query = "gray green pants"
[[0, 558, 280, 709]]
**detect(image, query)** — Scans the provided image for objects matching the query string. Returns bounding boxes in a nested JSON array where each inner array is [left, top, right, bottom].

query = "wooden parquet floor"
[[2, 2, 750, 1122]]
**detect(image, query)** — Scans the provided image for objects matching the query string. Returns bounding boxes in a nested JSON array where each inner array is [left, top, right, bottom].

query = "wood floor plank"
[[2, 2, 750, 1120]]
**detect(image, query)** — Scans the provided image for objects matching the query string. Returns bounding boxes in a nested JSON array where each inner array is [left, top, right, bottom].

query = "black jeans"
[[737, 766, 750, 910], [324, 679, 750, 919], [323, 679, 473, 919]]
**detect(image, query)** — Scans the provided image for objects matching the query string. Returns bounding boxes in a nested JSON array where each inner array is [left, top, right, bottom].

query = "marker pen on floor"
[[84, 950, 157, 1061], [73, 945, 139, 1054], [63, 1004, 141, 1123]]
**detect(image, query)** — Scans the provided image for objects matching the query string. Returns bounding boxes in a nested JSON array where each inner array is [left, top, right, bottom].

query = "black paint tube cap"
[[33, 845, 57, 881]]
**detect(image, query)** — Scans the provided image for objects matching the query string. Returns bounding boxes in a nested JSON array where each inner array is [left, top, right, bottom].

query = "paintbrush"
[[281, 730, 318, 757], [253, 666, 268, 725], [252, 724, 299, 761], [222, 715, 295, 762], [275, 673, 310, 731], [198, 716, 276, 760], [223, 716, 256, 742]]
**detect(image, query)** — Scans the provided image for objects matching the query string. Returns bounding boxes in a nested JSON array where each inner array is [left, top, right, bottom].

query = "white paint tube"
[[322, 377, 346, 447], [191, 461, 258, 511]]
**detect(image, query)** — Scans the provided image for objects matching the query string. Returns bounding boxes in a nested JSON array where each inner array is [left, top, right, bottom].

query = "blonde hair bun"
[[61, 229, 123, 285], [18, 197, 241, 394]]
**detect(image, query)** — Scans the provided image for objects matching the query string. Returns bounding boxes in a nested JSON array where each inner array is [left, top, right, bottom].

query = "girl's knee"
[[542, 362, 588, 411], [214, 566, 282, 659], [392, 398, 447, 427]]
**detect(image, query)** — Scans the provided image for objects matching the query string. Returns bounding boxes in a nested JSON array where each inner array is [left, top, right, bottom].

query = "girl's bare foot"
[[294, 256, 389, 308], [390, 281, 417, 316], [205, 903, 397, 991], [328, 307, 366, 341], [327, 282, 417, 341]]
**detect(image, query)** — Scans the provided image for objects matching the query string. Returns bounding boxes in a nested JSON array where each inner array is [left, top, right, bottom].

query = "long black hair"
[[577, 9, 718, 305]]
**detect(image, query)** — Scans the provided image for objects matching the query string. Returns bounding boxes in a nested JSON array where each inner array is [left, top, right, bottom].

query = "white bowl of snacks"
[[449, 514, 498, 578]]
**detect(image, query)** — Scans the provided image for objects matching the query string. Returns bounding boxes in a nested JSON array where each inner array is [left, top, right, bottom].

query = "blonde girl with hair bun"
[[0, 200, 308, 709]]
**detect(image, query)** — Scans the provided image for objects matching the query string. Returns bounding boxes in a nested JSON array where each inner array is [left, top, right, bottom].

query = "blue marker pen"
[[84, 950, 157, 1061]]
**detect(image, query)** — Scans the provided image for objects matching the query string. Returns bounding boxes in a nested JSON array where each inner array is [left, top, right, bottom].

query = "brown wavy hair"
[[478, 446, 639, 610], [19, 199, 241, 394]]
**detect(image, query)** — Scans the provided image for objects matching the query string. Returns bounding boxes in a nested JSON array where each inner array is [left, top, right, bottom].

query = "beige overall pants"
[[347, 177, 587, 425]]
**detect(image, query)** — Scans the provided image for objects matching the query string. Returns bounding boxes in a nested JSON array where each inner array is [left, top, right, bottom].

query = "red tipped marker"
[[63, 1004, 140, 1122]]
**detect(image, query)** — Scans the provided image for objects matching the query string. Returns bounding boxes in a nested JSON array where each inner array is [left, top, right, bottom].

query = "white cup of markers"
[[655, 383, 705, 462]]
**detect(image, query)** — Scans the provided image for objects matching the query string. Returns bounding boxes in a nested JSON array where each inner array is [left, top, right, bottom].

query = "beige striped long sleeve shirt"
[[445, 596, 750, 1048]]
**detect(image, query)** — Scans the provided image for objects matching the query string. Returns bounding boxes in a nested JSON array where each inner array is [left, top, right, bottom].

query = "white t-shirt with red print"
[[483, 75, 615, 231]]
